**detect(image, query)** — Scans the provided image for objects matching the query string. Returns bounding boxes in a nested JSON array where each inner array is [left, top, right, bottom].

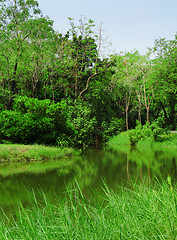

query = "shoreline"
[[107, 131, 177, 149], [0, 144, 79, 163]]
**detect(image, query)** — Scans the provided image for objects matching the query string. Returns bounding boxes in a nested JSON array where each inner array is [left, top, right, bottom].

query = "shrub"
[[128, 122, 150, 145], [128, 120, 170, 145], [150, 119, 169, 141], [0, 96, 74, 145], [101, 118, 125, 141], [65, 100, 97, 147]]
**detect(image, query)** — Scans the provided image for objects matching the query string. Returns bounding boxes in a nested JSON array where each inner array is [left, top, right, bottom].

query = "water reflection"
[[0, 146, 177, 214]]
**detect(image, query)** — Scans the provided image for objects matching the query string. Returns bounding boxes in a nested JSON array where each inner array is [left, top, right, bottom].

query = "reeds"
[[0, 181, 177, 239]]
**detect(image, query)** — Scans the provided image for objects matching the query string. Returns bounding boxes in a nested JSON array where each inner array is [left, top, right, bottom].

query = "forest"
[[0, 0, 177, 148]]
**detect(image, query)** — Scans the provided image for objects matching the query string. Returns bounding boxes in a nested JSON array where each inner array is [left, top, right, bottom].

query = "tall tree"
[[0, 0, 56, 104], [111, 51, 143, 130], [150, 35, 177, 129], [68, 17, 101, 99], [0, 0, 41, 90]]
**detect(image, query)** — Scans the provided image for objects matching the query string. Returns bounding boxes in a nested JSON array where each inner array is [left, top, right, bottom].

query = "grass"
[[108, 131, 177, 149], [137, 133, 177, 148], [0, 181, 177, 239], [107, 132, 130, 146], [0, 144, 79, 163]]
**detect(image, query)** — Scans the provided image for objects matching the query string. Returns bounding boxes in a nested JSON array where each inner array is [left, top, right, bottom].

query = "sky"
[[37, 0, 177, 56]]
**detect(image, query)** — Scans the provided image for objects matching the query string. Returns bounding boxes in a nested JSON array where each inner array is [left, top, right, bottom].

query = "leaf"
[[167, 175, 172, 186]]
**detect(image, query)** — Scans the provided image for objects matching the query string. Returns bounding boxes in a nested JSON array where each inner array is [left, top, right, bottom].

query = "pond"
[[0, 145, 177, 216]]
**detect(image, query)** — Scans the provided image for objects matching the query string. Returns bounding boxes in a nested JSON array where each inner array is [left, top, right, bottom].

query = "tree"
[[21, 17, 55, 98], [68, 17, 101, 99], [0, 0, 43, 99], [150, 35, 177, 129], [133, 56, 154, 125], [111, 51, 144, 130]]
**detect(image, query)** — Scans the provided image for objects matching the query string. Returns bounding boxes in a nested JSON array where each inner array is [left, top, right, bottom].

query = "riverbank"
[[108, 131, 177, 149], [2, 130, 177, 163], [1, 181, 176, 239], [0, 144, 79, 163]]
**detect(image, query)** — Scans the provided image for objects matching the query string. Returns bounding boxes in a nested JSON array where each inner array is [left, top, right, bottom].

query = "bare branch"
[[79, 72, 98, 97]]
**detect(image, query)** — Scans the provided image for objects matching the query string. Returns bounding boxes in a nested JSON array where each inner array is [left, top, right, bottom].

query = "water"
[[0, 145, 177, 215]]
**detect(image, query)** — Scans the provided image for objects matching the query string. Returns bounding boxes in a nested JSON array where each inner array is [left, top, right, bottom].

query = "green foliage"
[[66, 100, 97, 147], [57, 134, 74, 148], [0, 96, 74, 145], [0, 0, 177, 147], [151, 119, 169, 141], [128, 120, 170, 145], [0, 94, 125, 147], [1, 182, 177, 239], [101, 118, 125, 141], [150, 35, 177, 129], [128, 122, 151, 145]]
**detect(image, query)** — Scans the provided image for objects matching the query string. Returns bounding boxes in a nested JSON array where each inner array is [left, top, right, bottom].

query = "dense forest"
[[0, 0, 177, 147]]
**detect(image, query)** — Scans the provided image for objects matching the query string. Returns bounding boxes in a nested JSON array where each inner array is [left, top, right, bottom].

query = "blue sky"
[[38, 0, 177, 56]]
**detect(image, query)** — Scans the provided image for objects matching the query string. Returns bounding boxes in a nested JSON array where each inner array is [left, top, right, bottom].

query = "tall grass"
[[0, 181, 177, 239]]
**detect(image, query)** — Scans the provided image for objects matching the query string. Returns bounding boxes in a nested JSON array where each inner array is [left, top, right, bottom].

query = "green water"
[[0, 145, 177, 215]]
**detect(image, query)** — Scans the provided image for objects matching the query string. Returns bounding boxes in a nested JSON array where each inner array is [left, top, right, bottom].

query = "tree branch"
[[79, 72, 97, 97]]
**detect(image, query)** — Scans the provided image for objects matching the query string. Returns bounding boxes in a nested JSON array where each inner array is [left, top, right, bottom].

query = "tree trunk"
[[126, 107, 129, 130], [50, 79, 55, 102], [44, 70, 50, 99], [138, 101, 142, 123], [125, 91, 131, 131], [146, 106, 150, 125], [136, 88, 142, 123], [12, 61, 18, 95]]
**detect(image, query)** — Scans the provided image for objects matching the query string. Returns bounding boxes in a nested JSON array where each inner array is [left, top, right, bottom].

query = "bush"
[[150, 119, 169, 141], [65, 100, 97, 147], [101, 118, 125, 141], [0, 96, 74, 145], [128, 120, 170, 145], [128, 122, 151, 145], [0, 96, 127, 147]]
